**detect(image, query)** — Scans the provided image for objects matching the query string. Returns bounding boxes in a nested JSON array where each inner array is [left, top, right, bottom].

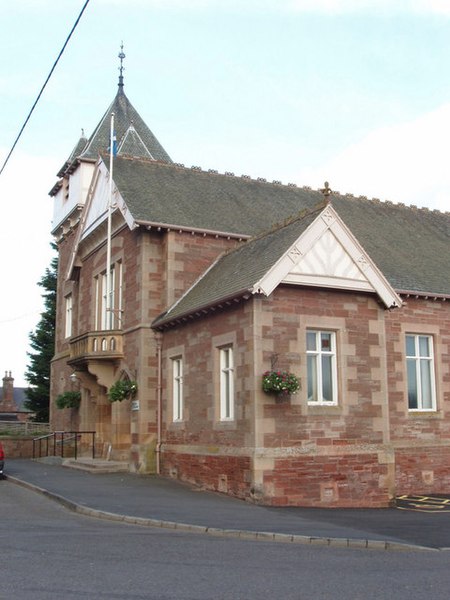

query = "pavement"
[[5, 458, 450, 552]]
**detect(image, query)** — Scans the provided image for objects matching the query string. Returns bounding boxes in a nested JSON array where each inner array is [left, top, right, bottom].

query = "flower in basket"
[[262, 370, 300, 395], [108, 379, 138, 403]]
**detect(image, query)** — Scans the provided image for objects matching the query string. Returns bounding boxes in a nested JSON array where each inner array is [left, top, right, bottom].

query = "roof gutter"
[[152, 290, 255, 330], [397, 289, 450, 301], [137, 219, 250, 241]]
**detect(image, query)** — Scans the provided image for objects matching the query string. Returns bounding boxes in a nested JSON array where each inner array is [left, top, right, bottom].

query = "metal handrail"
[[33, 431, 96, 460]]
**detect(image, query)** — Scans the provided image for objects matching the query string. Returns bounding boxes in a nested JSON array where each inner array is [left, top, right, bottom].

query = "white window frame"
[[172, 357, 183, 422], [94, 274, 100, 331], [64, 294, 73, 338], [117, 261, 123, 326], [101, 271, 108, 329], [306, 330, 338, 405], [94, 262, 123, 331], [219, 346, 234, 421], [406, 334, 437, 411]]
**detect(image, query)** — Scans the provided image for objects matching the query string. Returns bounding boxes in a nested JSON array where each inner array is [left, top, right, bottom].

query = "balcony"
[[68, 331, 123, 367]]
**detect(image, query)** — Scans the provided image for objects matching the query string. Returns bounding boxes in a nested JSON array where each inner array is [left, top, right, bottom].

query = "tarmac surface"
[[5, 458, 450, 551]]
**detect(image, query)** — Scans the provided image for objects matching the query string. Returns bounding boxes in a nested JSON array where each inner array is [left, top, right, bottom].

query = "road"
[[2, 480, 450, 600]]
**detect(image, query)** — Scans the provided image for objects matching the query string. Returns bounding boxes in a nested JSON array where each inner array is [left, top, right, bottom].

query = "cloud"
[[100, 0, 450, 15], [297, 103, 450, 212], [10, 0, 450, 17], [287, 0, 450, 15]]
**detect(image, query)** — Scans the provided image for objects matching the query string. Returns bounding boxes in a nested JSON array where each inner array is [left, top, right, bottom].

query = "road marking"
[[396, 494, 450, 512]]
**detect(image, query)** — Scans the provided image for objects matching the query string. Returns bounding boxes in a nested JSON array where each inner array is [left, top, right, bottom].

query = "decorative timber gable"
[[154, 203, 402, 329], [254, 204, 402, 309]]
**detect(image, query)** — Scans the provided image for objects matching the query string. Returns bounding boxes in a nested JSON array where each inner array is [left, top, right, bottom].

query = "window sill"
[[407, 410, 439, 418], [168, 420, 186, 429], [213, 420, 237, 431], [307, 403, 341, 415]]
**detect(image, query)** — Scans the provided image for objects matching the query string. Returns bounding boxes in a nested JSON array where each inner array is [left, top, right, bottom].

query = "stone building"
[[50, 67, 450, 507], [0, 372, 31, 422]]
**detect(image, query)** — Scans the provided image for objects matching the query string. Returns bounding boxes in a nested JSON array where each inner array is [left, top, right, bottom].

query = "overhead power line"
[[0, 0, 91, 177]]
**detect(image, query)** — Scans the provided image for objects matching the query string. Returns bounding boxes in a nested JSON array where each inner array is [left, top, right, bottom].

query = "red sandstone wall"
[[263, 287, 387, 447], [158, 286, 447, 507], [395, 447, 450, 494], [385, 297, 450, 495], [159, 287, 395, 506], [161, 451, 251, 500], [386, 298, 450, 441], [164, 231, 238, 308], [161, 302, 253, 448], [263, 454, 390, 508], [51, 224, 239, 463], [52, 216, 450, 506], [257, 287, 392, 507], [1, 437, 34, 459], [159, 300, 255, 497]]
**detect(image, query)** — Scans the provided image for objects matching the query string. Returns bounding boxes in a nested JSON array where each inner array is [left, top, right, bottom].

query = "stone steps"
[[62, 457, 129, 474]]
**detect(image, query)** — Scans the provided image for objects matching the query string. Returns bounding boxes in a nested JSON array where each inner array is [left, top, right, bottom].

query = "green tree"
[[24, 246, 57, 422]]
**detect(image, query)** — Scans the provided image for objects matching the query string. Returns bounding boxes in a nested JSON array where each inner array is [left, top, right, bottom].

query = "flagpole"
[[106, 112, 114, 330]]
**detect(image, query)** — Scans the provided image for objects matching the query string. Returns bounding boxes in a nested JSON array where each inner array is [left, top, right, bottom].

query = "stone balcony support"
[[68, 331, 123, 389]]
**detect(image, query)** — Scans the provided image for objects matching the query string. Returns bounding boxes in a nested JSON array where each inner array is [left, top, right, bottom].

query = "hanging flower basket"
[[108, 379, 138, 403], [262, 370, 300, 396], [55, 391, 81, 410]]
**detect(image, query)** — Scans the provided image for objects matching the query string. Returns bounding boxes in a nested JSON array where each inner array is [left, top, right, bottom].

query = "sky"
[[1, 0, 450, 386]]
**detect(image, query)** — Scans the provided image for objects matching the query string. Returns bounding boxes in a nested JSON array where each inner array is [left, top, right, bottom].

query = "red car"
[[0, 442, 4, 476]]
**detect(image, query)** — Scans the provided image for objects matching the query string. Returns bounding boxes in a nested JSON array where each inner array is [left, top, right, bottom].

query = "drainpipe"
[[155, 333, 163, 474]]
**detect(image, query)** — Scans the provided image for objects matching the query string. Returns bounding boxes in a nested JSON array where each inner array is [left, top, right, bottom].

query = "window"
[[94, 262, 123, 330], [306, 330, 337, 405], [172, 357, 183, 421], [406, 334, 436, 411], [64, 295, 73, 338], [219, 346, 234, 420]]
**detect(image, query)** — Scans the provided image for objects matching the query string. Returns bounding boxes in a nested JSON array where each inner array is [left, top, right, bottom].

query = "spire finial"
[[118, 42, 126, 89]]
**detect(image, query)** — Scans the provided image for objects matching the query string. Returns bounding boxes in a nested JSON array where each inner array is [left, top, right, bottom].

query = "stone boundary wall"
[[0, 422, 50, 436], [161, 450, 251, 500], [395, 446, 450, 495], [0, 437, 34, 459]]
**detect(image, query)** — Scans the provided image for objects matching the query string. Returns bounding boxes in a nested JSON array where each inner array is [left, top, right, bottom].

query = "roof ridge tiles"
[[326, 187, 450, 217], [106, 153, 321, 191], [108, 154, 450, 218]]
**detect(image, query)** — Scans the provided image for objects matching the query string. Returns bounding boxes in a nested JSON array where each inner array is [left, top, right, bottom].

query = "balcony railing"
[[68, 330, 123, 365]]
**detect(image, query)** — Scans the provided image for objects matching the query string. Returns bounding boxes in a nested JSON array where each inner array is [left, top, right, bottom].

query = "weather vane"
[[118, 42, 126, 88]]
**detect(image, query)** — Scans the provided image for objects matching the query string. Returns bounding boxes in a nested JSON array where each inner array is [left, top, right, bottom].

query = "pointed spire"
[[118, 42, 126, 90], [57, 43, 172, 166]]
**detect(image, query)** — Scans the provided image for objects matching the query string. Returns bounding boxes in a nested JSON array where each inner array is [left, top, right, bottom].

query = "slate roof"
[[111, 156, 320, 236], [57, 134, 88, 177], [109, 155, 450, 302], [152, 208, 322, 328], [152, 194, 450, 328], [118, 124, 154, 159], [58, 87, 171, 177]]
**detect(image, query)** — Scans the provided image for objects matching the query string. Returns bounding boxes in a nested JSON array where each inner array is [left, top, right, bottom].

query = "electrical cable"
[[0, 0, 91, 177]]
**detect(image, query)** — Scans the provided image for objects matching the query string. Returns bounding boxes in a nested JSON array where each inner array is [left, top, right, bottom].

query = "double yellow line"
[[396, 494, 450, 512]]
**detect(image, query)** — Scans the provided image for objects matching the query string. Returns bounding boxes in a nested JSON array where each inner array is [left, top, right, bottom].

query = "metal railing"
[[33, 431, 96, 460]]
